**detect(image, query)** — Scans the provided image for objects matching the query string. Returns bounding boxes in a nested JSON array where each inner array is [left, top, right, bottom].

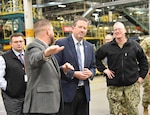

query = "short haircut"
[[34, 19, 52, 34], [73, 16, 89, 26], [10, 33, 24, 42]]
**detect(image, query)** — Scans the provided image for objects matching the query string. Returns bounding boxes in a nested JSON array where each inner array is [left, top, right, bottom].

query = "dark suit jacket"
[[55, 35, 96, 102], [23, 39, 62, 114]]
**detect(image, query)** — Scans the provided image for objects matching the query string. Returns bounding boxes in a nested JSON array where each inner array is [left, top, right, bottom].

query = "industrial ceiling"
[[32, 0, 148, 21], [0, 0, 149, 33], [0, 0, 148, 22]]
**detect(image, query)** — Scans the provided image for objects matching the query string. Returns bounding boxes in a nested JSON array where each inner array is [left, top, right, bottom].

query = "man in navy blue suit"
[[55, 16, 96, 115]]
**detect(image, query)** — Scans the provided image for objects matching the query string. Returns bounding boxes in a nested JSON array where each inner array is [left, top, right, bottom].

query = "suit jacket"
[[55, 35, 96, 102], [23, 39, 62, 114]]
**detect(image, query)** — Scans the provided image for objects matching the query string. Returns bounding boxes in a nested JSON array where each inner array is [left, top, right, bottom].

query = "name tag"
[[24, 74, 28, 82]]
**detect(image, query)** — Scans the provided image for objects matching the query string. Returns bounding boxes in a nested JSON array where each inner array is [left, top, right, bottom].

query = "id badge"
[[24, 74, 28, 82]]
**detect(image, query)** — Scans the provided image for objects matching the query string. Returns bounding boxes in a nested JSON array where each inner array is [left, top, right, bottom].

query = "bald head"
[[113, 22, 125, 29], [113, 22, 127, 39]]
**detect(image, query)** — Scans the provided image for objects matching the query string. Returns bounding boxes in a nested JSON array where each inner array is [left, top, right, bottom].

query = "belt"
[[77, 85, 84, 90]]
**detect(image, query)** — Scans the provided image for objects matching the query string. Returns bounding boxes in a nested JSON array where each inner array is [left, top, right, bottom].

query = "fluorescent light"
[[92, 13, 98, 16], [118, 16, 122, 18], [95, 9, 102, 12], [58, 4, 66, 7]]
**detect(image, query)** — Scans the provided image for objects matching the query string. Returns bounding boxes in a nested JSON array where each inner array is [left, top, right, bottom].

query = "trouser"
[[2, 91, 24, 115], [25, 113, 57, 115], [62, 86, 89, 115], [142, 74, 150, 108], [107, 82, 140, 115]]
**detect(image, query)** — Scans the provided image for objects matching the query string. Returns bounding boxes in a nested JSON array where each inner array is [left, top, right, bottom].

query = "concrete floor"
[[0, 76, 148, 115]]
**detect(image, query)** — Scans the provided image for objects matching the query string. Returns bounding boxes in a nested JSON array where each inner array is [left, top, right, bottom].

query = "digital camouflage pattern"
[[140, 37, 150, 108], [107, 82, 140, 115]]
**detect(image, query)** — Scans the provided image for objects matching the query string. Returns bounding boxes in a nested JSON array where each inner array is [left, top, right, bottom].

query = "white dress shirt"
[[0, 49, 24, 91], [0, 56, 7, 90], [72, 34, 85, 69], [72, 34, 85, 86]]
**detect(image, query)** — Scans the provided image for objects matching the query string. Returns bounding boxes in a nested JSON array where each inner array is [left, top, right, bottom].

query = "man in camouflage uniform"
[[104, 34, 127, 115], [96, 22, 148, 115], [140, 36, 150, 115]]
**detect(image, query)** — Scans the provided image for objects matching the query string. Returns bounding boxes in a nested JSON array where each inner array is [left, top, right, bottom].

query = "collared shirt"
[[0, 56, 6, 90], [0, 49, 24, 90], [72, 34, 85, 70], [12, 49, 25, 57]]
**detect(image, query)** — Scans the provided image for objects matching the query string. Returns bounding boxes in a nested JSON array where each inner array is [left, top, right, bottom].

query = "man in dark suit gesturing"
[[55, 16, 96, 115]]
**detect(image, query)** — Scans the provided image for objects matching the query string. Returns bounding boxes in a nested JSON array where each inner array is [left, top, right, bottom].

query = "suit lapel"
[[83, 41, 88, 67], [68, 37, 79, 67], [35, 39, 60, 77], [51, 56, 60, 74]]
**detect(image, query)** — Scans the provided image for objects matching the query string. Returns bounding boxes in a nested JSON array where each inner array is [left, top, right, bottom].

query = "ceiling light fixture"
[[58, 4, 66, 8], [95, 9, 102, 12]]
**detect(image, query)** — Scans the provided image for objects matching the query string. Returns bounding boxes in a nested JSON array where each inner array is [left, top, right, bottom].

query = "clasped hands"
[[74, 68, 92, 80]]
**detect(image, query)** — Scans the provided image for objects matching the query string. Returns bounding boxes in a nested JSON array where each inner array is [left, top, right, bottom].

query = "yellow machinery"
[[51, 21, 108, 75], [0, 0, 119, 51], [0, 4, 107, 52], [51, 21, 107, 49], [0, 0, 37, 51]]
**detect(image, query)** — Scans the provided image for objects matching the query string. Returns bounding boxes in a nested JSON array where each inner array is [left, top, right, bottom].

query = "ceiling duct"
[[83, 0, 147, 18], [33, 0, 84, 8], [94, 0, 147, 8], [82, 7, 95, 17]]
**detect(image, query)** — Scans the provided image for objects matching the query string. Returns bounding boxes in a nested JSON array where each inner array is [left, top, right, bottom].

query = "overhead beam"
[[94, 0, 147, 8], [32, 0, 84, 8], [82, 7, 95, 17], [82, 0, 147, 17], [46, 9, 85, 16], [120, 8, 149, 33]]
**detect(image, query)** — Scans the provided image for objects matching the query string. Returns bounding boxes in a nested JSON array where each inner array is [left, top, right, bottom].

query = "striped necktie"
[[76, 42, 82, 70], [76, 42, 84, 86], [19, 54, 24, 64]]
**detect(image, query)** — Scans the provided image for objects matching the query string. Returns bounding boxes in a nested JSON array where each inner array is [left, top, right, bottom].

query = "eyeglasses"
[[113, 28, 123, 32]]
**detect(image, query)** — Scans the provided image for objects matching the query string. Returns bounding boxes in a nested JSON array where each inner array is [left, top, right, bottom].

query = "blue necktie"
[[19, 54, 24, 64], [76, 42, 84, 86], [76, 42, 82, 70]]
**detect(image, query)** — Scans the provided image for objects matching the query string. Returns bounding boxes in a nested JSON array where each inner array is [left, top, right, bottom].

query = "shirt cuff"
[[43, 53, 51, 61]]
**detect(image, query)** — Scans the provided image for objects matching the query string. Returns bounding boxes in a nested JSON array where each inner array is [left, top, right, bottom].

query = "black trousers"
[[24, 113, 57, 115], [2, 91, 24, 115], [24, 105, 62, 115], [24, 111, 62, 115], [62, 86, 89, 115]]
